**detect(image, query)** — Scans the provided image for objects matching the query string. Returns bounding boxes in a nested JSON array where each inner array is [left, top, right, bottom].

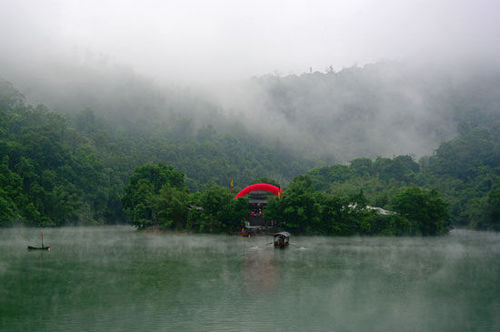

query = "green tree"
[[188, 183, 248, 233], [392, 187, 450, 235], [0, 156, 22, 225], [265, 175, 320, 233], [122, 163, 186, 228], [487, 189, 500, 230], [475, 188, 500, 230], [350, 158, 373, 176], [154, 186, 189, 229], [0, 187, 19, 226], [315, 193, 355, 235]]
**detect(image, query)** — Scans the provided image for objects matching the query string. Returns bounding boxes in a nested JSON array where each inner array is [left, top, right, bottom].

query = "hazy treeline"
[[0, 80, 124, 225], [234, 62, 500, 160], [264, 175, 450, 236], [122, 124, 499, 234], [122, 163, 451, 236], [6, 60, 500, 162], [303, 125, 500, 230], [121, 163, 249, 233], [1, 59, 499, 231], [0, 79, 312, 226]]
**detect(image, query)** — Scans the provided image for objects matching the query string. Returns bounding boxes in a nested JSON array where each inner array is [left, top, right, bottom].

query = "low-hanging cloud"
[[1, 0, 499, 83], [0, 0, 499, 162]]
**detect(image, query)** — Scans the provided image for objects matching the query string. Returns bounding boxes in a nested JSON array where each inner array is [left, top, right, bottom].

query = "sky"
[[1, 0, 499, 83]]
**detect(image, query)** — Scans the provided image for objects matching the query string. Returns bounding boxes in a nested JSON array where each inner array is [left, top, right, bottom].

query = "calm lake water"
[[0, 226, 499, 331]]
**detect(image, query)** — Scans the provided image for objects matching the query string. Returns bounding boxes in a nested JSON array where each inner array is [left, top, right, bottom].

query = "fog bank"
[[1, 0, 499, 161]]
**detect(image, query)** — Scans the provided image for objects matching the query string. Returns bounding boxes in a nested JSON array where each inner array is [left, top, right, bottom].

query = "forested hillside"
[[0, 79, 314, 226], [238, 62, 500, 160], [1, 59, 499, 230], [304, 125, 500, 230], [6, 60, 500, 162], [0, 80, 124, 225]]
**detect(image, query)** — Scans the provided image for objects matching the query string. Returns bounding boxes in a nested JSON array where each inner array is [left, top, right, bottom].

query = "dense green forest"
[[0, 66, 498, 232], [121, 163, 451, 236], [121, 163, 249, 233], [264, 176, 450, 236], [0, 79, 313, 226], [303, 125, 500, 230]]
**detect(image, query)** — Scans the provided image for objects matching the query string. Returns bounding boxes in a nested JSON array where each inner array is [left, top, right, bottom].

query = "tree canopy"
[[0, 77, 498, 233]]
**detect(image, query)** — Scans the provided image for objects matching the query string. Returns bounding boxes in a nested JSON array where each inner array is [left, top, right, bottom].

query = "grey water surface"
[[1, 226, 499, 331]]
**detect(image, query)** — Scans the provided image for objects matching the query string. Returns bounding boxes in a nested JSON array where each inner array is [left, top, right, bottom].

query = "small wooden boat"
[[273, 232, 290, 248], [27, 246, 50, 251], [28, 232, 50, 251]]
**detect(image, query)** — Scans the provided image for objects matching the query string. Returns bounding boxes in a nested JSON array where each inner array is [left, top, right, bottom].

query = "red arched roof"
[[235, 183, 282, 199]]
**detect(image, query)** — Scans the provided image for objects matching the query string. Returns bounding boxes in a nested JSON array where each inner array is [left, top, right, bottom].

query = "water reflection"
[[0, 227, 498, 331], [243, 241, 279, 292]]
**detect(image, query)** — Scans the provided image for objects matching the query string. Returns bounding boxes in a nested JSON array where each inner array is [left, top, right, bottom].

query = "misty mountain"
[[7, 59, 498, 163], [233, 61, 500, 161], [1, 58, 499, 227], [0, 79, 317, 225], [0, 59, 221, 129]]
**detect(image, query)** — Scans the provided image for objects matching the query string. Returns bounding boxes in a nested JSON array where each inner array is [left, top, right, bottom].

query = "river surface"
[[0, 226, 499, 331]]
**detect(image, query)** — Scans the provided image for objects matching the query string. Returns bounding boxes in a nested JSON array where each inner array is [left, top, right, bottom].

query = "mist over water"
[[1, 226, 498, 331]]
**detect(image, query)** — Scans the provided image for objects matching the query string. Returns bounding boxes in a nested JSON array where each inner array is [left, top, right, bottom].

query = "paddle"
[[41, 232, 44, 249]]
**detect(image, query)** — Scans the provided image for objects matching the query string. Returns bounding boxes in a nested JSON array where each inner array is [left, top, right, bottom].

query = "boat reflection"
[[242, 242, 285, 292]]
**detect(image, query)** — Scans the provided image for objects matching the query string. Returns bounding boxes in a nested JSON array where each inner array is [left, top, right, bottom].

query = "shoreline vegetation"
[[122, 164, 450, 236], [1, 78, 498, 235]]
